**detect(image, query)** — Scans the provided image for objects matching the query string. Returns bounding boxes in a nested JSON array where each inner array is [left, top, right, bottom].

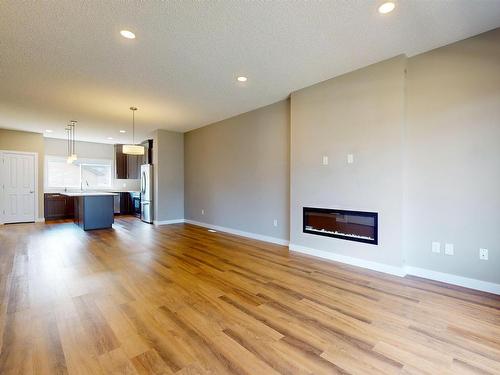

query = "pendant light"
[[123, 107, 145, 155], [66, 126, 72, 164], [70, 120, 77, 162], [66, 120, 78, 163]]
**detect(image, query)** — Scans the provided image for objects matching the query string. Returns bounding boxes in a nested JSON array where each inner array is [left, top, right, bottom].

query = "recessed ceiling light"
[[378, 2, 395, 14], [107, 137, 114, 140], [120, 30, 136, 39], [237, 76, 248, 82], [119, 130, 126, 133], [45, 129, 53, 133]]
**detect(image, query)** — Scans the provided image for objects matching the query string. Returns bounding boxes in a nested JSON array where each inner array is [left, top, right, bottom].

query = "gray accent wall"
[[184, 100, 290, 241], [288, 28, 500, 283], [405, 28, 500, 283], [153, 129, 184, 222], [290, 56, 406, 267]]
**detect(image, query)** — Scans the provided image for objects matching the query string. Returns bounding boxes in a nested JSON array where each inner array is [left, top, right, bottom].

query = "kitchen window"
[[45, 156, 112, 189], [81, 164, 112, 189]]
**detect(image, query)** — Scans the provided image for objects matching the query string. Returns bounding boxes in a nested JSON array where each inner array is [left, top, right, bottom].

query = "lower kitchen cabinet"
[[119, 192, 134, 214], [114, 192, 140, 217], [44, 193, 75, 220]]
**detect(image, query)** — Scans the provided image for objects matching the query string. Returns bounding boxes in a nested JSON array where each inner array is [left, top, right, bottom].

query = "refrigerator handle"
[[141, 171, 146, 194]]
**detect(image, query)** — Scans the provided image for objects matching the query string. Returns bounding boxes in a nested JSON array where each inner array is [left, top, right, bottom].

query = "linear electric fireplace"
[[303, 207, 378, 245]]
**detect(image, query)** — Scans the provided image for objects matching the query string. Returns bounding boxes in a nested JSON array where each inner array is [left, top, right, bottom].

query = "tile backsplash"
[[112, 179, 141, 191]]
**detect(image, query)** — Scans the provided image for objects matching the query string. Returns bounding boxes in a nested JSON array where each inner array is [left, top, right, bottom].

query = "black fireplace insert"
[[303, 207, 378, 245]]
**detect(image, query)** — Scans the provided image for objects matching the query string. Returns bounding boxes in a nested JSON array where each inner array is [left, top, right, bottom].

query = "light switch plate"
[[444, 243, 454, 255], [201, 209, 205, 215], [432, 242, 441, 253], [273, 219, 278, 227], [347, 154, 354, 164], [479, 248, 488, 260], [322, 156, 329, 165]]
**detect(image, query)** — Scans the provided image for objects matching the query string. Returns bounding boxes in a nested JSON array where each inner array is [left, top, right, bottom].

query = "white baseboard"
[[0, 217, 45, 224], [154, 219, 186, 225], [289, 243, 406, 277], [404, 266, 500, 295], [288, 243, 499, 295], [184, 219, 289, 246]]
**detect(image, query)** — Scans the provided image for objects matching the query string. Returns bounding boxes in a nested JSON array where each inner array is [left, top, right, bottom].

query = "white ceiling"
[[1, 1, 499, 144]]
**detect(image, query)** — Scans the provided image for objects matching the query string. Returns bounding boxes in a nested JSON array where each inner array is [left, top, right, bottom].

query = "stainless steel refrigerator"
[[140, 164, 153, 223]]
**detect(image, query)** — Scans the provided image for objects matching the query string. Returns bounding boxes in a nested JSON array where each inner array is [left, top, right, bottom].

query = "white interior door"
[[1, 152, 36, 223]]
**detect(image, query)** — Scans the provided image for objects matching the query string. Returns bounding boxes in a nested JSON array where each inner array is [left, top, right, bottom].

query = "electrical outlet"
[[322, 156, 329, 165], [273, 219, 278, 227], [347, 154, 354, 164], [432, 242, 441, 253], [444, 243, 454, 255], [201, 209, 205, 215], [479, 248, 488, 260]]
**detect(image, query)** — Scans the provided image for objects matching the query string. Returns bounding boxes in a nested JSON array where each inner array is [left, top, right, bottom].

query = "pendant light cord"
[[130, 107, 138, 145], [65, 121, 77, 160]]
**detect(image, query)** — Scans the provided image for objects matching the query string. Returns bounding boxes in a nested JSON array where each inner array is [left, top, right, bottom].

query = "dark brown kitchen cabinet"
[[44, 193, 74, 220], [127, 154, 140, 179], [119, 192, 134, 214], [114, 145, 144, 179], [115, 145, 127, 179]]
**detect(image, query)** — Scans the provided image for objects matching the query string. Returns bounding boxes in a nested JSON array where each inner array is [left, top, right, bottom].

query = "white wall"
[[44, 138, 140, 191], [44, 137, 114, 159]]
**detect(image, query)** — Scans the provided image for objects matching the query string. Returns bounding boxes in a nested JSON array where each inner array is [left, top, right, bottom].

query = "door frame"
[[0, 150, 39, 224]]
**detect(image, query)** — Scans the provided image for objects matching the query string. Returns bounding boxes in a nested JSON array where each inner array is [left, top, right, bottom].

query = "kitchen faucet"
[[80, 179, 89, 191]]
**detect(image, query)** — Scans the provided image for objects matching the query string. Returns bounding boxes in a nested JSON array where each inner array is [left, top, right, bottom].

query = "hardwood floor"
[[1, 216, 499, 374]]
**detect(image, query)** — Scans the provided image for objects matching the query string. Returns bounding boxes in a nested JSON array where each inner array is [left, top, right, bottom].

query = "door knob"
[[29, 191, 34, 193]]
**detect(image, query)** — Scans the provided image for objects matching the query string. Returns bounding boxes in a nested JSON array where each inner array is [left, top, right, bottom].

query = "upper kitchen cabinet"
[[127, 153, 140, 179], [114, 140, 152, 179], [115, 144, 126, 179], [115, 144, 142, 179]]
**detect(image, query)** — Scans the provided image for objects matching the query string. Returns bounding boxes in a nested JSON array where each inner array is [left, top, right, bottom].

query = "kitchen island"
[[61, 192, 117, 230]]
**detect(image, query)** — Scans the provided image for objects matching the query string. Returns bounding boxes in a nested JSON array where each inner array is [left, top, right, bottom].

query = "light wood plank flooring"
[[1, 216, 499, 374]]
